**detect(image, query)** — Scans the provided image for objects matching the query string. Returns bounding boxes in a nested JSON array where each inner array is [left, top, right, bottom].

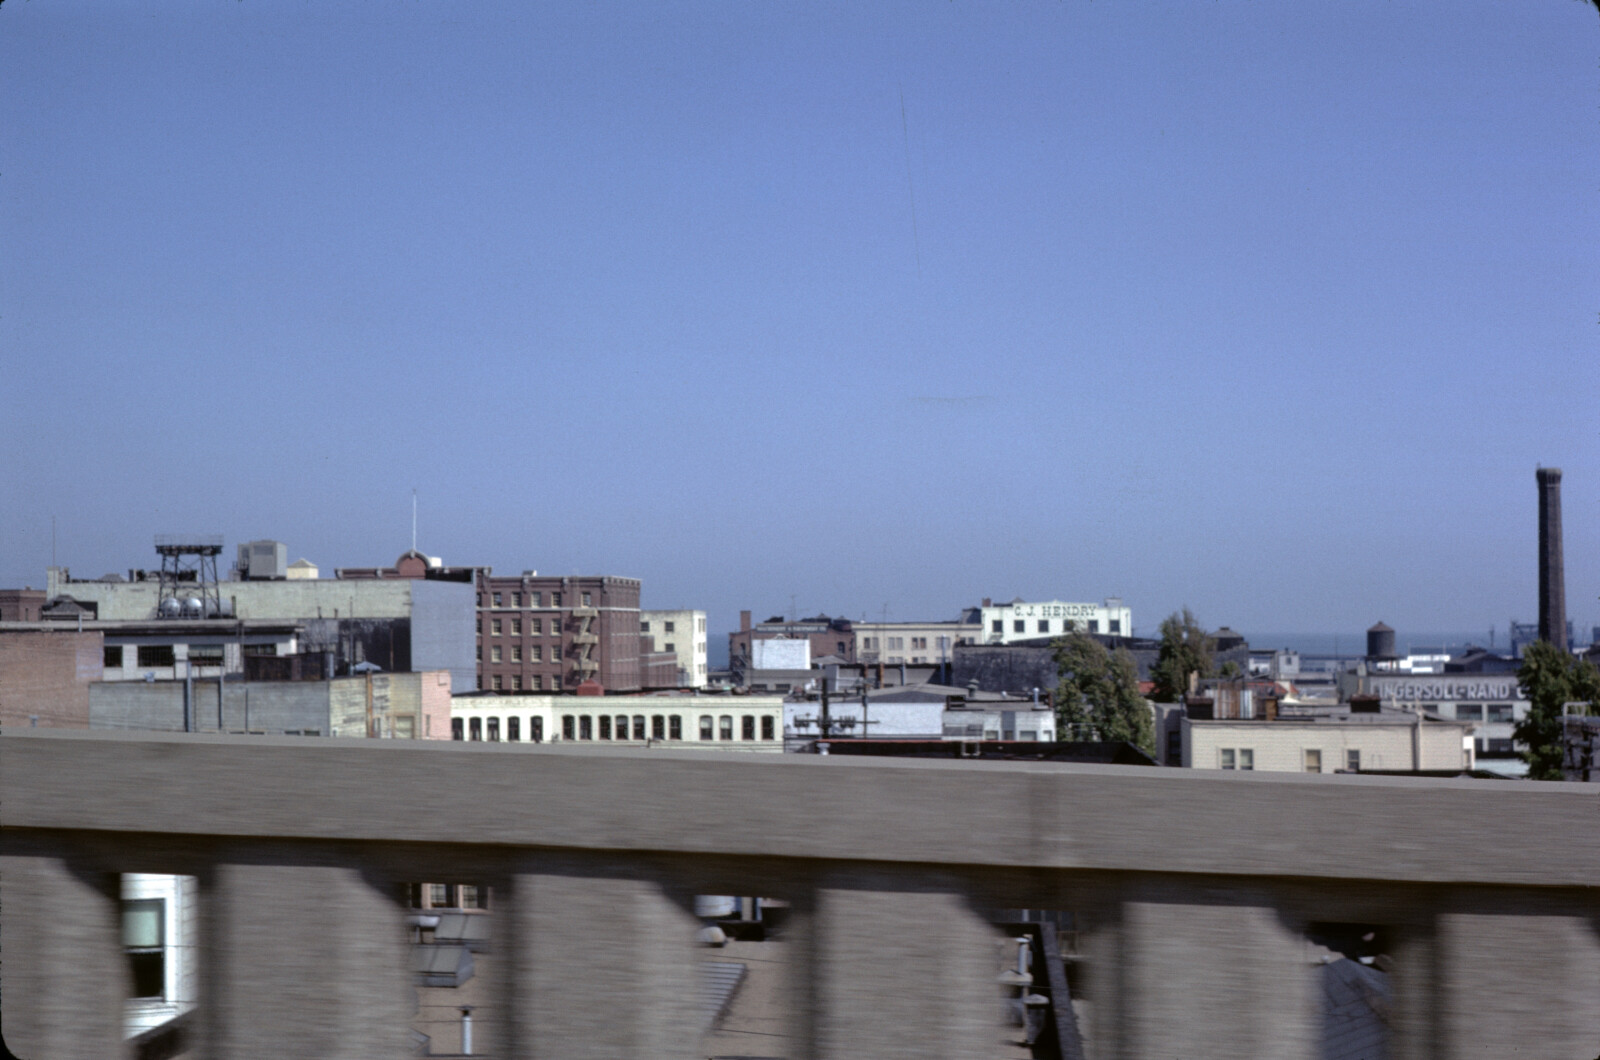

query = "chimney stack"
[[739, 610, 752, 632], [1537, 467, 1567, 652]]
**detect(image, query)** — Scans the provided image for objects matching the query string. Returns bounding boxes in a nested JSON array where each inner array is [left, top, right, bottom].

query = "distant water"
[[1241, 633, 1506, 658]]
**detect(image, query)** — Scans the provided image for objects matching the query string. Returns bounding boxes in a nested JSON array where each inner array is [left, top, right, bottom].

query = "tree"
[[1514, 641, 1600, 780], [1148, 608, 1215, 703], [1053, 631, 1154, 753]]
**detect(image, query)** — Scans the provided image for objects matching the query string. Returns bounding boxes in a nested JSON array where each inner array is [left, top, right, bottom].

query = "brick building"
[[729, 612, 856, 685], [0, 626, 103, 728], [0, 588, 46, 622]]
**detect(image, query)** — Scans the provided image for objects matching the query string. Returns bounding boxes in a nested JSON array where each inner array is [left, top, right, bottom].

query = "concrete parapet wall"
[[2, 731, 1598, 1059]]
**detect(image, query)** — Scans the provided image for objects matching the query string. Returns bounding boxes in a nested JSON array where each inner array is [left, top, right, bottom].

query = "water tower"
[[154, 534, 224, 619]]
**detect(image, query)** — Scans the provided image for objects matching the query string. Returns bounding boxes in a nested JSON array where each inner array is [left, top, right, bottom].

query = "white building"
[[1181, 705, 1476, 773], [752, 637, 809, 670], [980, 598, 1132, 644], [451, 693, 784, 752], [121, 873, 199, 1043], [640, 609, 708, 688], [854, 618, 980, 666]]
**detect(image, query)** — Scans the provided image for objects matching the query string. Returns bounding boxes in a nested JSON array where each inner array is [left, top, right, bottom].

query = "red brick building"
[[0, 627, 102, 728]]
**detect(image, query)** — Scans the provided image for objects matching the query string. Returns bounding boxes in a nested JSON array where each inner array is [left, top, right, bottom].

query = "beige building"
[[854, 619, 980, 667], [640, 609, 708, 688], [1182, 705, 1476, 773], [451, 693, 784, 752]]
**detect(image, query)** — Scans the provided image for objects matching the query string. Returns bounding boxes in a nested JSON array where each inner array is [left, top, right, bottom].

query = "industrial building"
[[978, 597, 1133, 643], [449, 692, 784, 751], [640, 609, 709, 688]]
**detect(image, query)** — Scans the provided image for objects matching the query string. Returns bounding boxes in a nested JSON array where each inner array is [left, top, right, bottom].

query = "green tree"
[[1053, 631, 1154, 753], [1148, 608, 1215, 703], [1514, 641, 1600, 780]]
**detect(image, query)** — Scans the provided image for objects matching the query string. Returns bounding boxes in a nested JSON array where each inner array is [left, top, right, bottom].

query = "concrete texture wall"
[[1185, 719, 1473, 772], [46, 570, 413, 622], [409, 580, 476, 693], [3, 732, 1598, 1059], [88, 680, 333, 734], [0, 628, 101, 728]]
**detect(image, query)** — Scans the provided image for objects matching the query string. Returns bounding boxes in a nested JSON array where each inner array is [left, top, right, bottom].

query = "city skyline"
[[3, 4, 1595, 645]]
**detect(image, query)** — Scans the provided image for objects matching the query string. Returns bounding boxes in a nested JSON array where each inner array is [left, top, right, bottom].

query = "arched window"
[[741, 715, 755, 741], [487, 717, 500, 741], [719, 716, 733, 741], [599, 716, 612, 740], [699, 716, 714, 741], [615, 715, 628, 740], [469, 718, 482, 741], [632, 715, 647, 740], [651, 715, 665, 740], [507, 717, 520, 741], [451, 718, 464, 741], [561, 715, 574, 741], [578, 716, 592, 740], [669, 715, 682, 740], [531, 717, 544, 743]]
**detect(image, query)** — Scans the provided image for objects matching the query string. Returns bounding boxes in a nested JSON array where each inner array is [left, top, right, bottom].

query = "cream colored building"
[[1182, 708, 1475, 773], [451, 693, 784, 752], [640, 609, 708, 688], [854, 620, 980, 666], [980, 598, 1132, 643]]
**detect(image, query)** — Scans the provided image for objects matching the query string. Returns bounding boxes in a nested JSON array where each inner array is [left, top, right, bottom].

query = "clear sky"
[[3, 2, 1596, 650]]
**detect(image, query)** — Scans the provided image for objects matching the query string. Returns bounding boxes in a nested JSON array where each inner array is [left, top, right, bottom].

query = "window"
[[530, 717, 543, 742], [508, 717, 520, 741], [552, 674, 563, 689], [562, 715, 575, 740], [578, 715, 591, 740], [1304, 749, 1322, 773], [531, 618, 542, 635], [615, 714, 628, 740], [670, 715, 683, 740], [460, 885, 485, 910], [1455, 704, 1483, 721], [991, 620, 1002, 633], [532, 675, 543, 690], [104, 645, 123, 668], [123, 898, 165, 999], [699, 716, 714, 740], [599, 716, 612, 740], [1239, 749, 1253, 771], [1346, 748, 1360, 772], [1087, 620, 1099, 633], [664, 642, 675, 653], [1013, 620, 1025, 633], [531, 645, 541, 662], [469, 717, 482, 741], [512, 592, 522, 607], [452, 718, 464, 740], [530, 592, 541, 607], [888, 637, 904, 650], [1038, 621, 1050, 634], [742, 715, 755, 740], [491, 619, 502, 636], [429, 883, 451, 907], [511, 645, 522, 663], [551, 592, 562, 607], [493, 592, 502, 607], [633, 715, 647, 740], [937, 636, 951, 651], [1109, 619, 1121, 634], [642, 621, 651, 633], [761, 716, 775, 740], [476, 645, 482, 662], [491, 675, 503, 691], [912, 637, 928, 649], [652, 715, 665, 739], [719, 716, 734, 741], [491, 646, 503, 663], [511, 675, 522, 692], [549, 617, 562, 634], [864, 637, 877, 651], [137, 645, 175, 667], [699, 618, 706, 633], [511, 619, 521, 636], [1220, 749, 1236, 770], [1487, 704, 1514, 723], [487, 717, 500, 741]]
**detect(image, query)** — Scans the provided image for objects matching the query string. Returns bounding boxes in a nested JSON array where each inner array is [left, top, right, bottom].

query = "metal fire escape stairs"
[[571, 604, 599, 676]]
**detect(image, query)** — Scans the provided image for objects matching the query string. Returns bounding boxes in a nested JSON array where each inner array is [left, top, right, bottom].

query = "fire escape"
[[571, 602, 599, 681]]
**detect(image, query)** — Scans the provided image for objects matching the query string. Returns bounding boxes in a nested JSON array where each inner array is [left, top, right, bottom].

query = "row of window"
[[860, 636, 953, 652], [994, 618, 1120, 635], [487, 617, 566, 636], [1453, 703, 1515, 723], [452, 713, 777, 742], [485, 644, 565, 663], [1217, 747, 1359, 772], [484, 674, 561, 692], [485, 590, 588, 608], [403, 882, 488, 910]]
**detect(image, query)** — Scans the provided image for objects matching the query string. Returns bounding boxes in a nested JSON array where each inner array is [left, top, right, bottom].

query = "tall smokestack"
[[1537, 467, 1567, 652]]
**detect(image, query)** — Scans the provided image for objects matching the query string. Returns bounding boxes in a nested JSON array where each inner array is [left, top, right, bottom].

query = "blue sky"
[[3, 2, 1596, 649]]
